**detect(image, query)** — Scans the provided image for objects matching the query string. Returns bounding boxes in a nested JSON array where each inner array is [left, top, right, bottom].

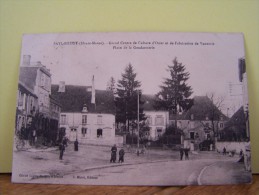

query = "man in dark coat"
[[184, 148, 189, 160], [118, 147, 125, 163], [110, 144, 117, 163], [59, 143, 65, 160], [74, 139, 79, 151]]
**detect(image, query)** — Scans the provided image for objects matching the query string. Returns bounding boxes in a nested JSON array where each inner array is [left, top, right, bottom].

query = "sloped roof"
[[19, 67, 38, 91], [169, 96, 228, 121], [224, 106, 245, 128], [51, 84, 115, 114]]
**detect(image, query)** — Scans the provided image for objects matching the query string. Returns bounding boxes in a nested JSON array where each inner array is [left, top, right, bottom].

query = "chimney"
[[58, 81, 65, 92], [37, 61, 42, 66], [22, 55, 31, 66], [91, 75, 95, 104]]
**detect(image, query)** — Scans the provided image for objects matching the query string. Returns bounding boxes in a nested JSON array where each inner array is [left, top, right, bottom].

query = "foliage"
[[155, 58, 193, 127], [164, 124, 183, 136], [115, 64, 145, 131], [106, 76, 116, 94]]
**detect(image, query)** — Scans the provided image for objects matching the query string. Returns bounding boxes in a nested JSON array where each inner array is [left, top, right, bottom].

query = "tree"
[[155, 57, 193, 128], [115, 64, 145, 135], [106, 76, 116, 94]]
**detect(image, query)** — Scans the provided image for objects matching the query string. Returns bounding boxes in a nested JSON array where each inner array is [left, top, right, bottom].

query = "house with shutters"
[[51, 78, 123, 146]]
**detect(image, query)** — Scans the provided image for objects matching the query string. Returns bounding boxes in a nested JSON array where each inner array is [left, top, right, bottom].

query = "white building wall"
[[145, 111, 169, 140], [60, 112, 116, 144]]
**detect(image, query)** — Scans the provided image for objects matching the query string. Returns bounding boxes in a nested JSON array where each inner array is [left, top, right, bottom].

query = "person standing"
[[223, 147, 227, 155], [74, 139, 79, 151], [184, 148, 189, 160], [119, 147, 125, 163], [110, 144, 117, 163], [180, 148, 184, 160], [59, 143, 65, 160]]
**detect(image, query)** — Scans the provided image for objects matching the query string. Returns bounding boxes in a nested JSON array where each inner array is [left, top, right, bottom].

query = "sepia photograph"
[[12, 32, 252, 186]]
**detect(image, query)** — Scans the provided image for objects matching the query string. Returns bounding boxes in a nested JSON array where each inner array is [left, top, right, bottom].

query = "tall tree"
[[106, 76, 116, 94], [156, 57, 193, 128], [115, 64, 145, 134]]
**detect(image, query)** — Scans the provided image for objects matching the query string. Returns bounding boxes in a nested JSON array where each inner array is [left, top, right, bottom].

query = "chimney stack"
[[58, 81, 65, 92], [22, 55, 31, 66]]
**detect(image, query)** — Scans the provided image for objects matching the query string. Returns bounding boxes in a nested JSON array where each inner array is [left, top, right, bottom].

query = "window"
[[81, 128, 87, 137], [156, 128, 162, 137], [146, 115, 152, 125], [206, 133, 211, 140], [40, 74, 45, 87], [61, 115, 66, 125], [190, 132, 195, 139], [97, 115, 102, 124], [155, 115, 164, 126], [219, 123, 224, 128], [45, 76, 49, 90], [82, 115, 87, 124], [97, 129, 103, 138]]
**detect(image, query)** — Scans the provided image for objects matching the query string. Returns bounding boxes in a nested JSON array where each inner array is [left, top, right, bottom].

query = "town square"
[[12, 32, 252, 185]]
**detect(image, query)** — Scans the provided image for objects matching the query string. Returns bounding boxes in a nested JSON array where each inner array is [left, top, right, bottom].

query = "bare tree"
[[200, 93, 226, 142]]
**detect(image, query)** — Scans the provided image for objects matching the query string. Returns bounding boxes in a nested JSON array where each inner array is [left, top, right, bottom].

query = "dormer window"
[[82, 104, 88, 112]]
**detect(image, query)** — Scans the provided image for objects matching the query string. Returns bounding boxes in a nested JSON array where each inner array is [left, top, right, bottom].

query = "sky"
[[20, 32, 245, 116]]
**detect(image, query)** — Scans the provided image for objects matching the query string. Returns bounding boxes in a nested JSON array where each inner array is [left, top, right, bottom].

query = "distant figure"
[[118, 148, 125, 163], [59, 143, 65, 160], [110, 144, 117, 163], [180, 148, 184, 160], [74, 139, 79, 151], [238, 149, 244, 162], [184, 148, 189, 160], [223, 147, 227, 155]]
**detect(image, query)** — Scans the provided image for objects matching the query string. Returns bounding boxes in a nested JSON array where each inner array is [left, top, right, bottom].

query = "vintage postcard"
[[12, 32, 252, 185]]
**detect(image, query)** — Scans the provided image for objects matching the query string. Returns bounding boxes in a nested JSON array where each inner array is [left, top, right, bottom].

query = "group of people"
[[59, 137, 79, 160], [110, 144, 125, 163], [59, 138, 125, 163], [180, 147, 189, 160]]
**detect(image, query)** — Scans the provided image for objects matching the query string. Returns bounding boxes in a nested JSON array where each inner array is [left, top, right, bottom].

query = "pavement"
[[12, 143, 252, 185]]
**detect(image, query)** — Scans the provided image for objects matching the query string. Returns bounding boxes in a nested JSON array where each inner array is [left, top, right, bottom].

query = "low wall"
[[215, 141, 247, 154], [79, 136, 123, 146]]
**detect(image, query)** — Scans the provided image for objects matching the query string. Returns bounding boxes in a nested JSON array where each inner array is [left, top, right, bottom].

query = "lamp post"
[[137, 90, 140, 150]]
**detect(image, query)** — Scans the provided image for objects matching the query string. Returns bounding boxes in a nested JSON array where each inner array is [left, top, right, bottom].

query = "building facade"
[[51, 82, 122, 145], [16, 81, 38, 142], [145, 111, 169, 141], [18, 55, 60, 145], [170, 96, 228, 150]]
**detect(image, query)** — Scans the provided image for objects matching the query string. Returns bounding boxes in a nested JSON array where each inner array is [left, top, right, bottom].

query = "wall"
[[60, 112, 115, 142], [215, 141, 249, 155]]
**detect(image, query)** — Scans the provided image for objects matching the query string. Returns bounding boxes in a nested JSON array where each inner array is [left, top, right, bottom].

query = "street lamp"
[[137, 90, 140, 150]]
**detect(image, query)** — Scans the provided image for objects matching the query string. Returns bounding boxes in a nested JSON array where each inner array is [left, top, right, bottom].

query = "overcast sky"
[[20, 32, 245, 116]]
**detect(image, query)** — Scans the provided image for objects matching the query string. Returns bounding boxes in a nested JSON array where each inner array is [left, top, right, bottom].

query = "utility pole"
[[137, 90, 140, 149]]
